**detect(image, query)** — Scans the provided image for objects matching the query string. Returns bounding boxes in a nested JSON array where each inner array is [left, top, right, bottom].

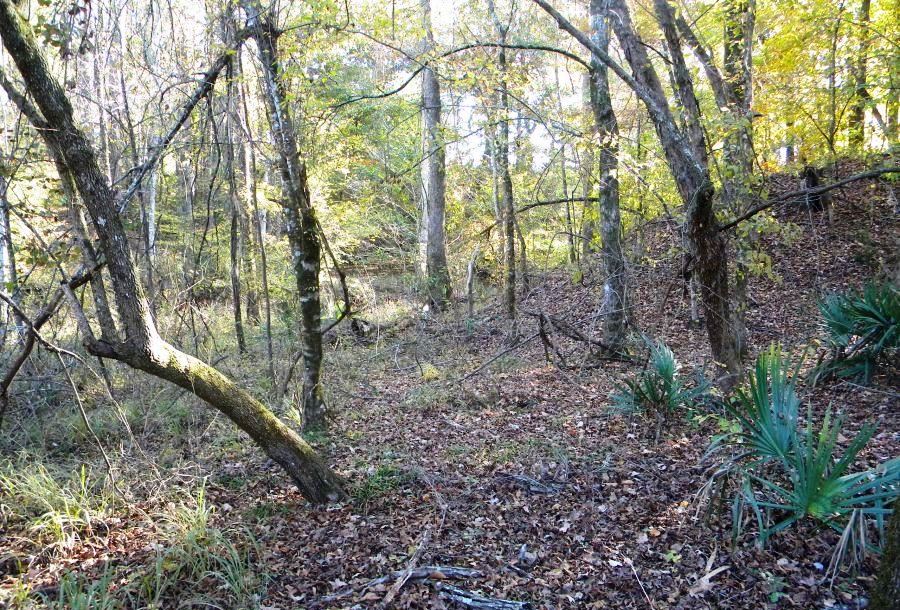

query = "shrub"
[[708, 345, 900, 566], [612, 340, 709, 440], [815, 282, 899, 383]]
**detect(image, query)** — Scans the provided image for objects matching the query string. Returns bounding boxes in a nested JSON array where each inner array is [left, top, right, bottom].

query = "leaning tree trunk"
[[241, 0, 328, 430], [589, 0, 627, 351], [0, 0, 345, 503], [419, 0, 452, 309], [871, 500, 900, 610]]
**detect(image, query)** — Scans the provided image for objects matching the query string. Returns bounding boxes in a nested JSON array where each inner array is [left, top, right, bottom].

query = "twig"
[[319, 566, 482, 604], [435, 583, 533, 609], [54, 350, 125, 499], [458, 331, 541, 382], [379, 527, 432, 608]]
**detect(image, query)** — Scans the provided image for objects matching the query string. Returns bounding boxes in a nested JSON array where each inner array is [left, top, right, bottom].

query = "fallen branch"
[[495, 472, 561, 495], [320, 566, 483, 604], [379, 527, 432, 608], [521, 309, 632, 363], [436, 583, 533, 609], [458, 332, 541, 382], [718, 166, 899, 233]]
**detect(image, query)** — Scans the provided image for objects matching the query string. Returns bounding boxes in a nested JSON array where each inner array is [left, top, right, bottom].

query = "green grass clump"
[[0, 459, 110, 548]]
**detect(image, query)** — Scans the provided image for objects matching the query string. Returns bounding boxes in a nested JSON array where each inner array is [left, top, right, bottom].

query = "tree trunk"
[[419, 0, 452, 310], [0, 171, 16, 338], [871, 500, 900, 610], [580, 74, 596, 258], [241, 0, 327, 430], [241, 81, 275, 385], [222, 19, 247, 355], [721, 0, 755, 357], [848, 0, 871, 149], [589, 0, 627, 351], [0, 0, 345, 503], [487, 0, 517, 327], [884, 0, 899, 150], [554, 67, 577, 264]]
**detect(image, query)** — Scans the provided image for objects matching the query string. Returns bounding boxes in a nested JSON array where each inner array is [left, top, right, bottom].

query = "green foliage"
[[0, 460, 110, 548], [709, 345, 900, 562], [715, 345, 801, 465], [44, 571, 117, 610], [352, 464, 408, 508], [612, 341, 710, 436], [816, 282, 899, 382]]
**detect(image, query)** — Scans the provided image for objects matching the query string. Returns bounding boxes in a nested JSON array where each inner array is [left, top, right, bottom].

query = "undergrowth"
[[704, 345, 900, 571]]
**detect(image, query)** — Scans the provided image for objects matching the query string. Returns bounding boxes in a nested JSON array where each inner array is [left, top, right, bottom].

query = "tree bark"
[[0, 172, 16, 331], [848, 0, 871, 149], [241, 0, 328, 430], [871, 500, 900, 610], [419, 0, 452, 310], [222, 18, 247, 355], [553, 67, 577, 264], [487, 0, 517, 327], [722, 0, 755, 357], [589, 0, 627, 351], [0, 0, 345, 502], [580, 74, 596, 258]]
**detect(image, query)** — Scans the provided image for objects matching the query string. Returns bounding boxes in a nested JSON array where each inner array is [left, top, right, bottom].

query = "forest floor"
[[1, 161, 898, 609]]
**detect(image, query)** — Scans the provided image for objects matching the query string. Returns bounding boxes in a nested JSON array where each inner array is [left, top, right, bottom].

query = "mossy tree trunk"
[[241, 0, 329, 430], [419, 0, 452, 310], [0, 0, 345, 503]]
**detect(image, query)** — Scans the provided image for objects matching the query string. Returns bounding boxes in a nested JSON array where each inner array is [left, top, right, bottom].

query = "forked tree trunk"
[[589, 0, 627, 351], [241, 0, 328, 430], [0, 0, 345, 503], [419, 0, 452, 309]]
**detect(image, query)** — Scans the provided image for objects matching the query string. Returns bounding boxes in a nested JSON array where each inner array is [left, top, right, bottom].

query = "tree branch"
[[719, 166, 900, 232], [116, 32, 249, 212], [333, 41, 590, 109]]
